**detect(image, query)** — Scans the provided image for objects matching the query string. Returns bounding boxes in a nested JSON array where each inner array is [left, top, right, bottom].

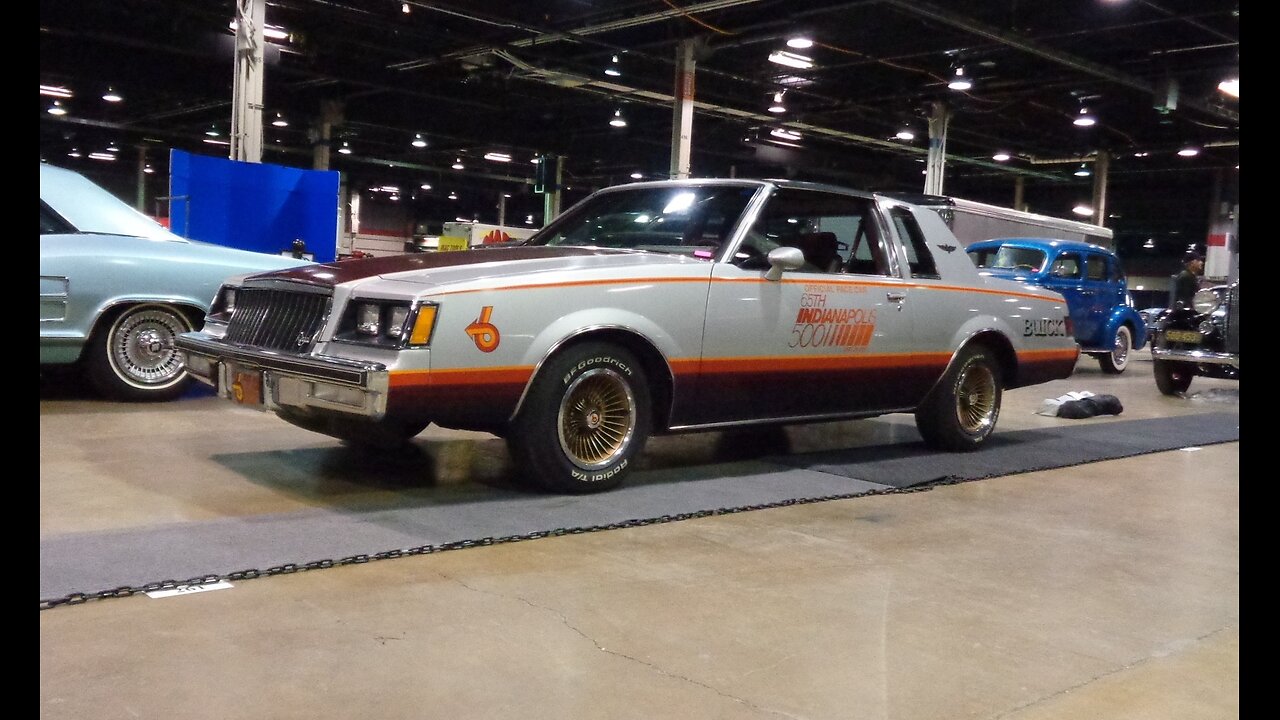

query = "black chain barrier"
[[39, 476, 970, 611]]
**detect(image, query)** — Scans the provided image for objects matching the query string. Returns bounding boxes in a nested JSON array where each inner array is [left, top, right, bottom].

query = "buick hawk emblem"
[[294, 332, 313, 348], [936, 243, 957, 253]]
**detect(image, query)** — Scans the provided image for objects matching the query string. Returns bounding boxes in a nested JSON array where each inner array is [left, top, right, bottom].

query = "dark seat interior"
[[793, 231, 842, 273]]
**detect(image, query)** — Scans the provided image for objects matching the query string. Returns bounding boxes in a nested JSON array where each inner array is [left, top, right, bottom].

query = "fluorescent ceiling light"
[[1217, 78, 1239, 98], [228, 20, 290, 40], [1132, 151, 1149, 157], [88, 152, 116, 161], [420, 183, 432, 190], [768, 51, 814, 69], [895, 130, 915, 141], [203, 138, 231, 146], [1177, 146, 1200, 157], [630, 172, 643, 179], [770, 128, 801, 141], [992, 152, 1011, 162], [1072, 205, 1093, 217], [40, 85, 73, 98], [483, 152, 512, 162], [786, 37, 814, 49]]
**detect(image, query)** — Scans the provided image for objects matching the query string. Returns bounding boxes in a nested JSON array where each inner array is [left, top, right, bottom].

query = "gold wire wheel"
[[955, 361, 998, 434], [557, 368, 637, 470]]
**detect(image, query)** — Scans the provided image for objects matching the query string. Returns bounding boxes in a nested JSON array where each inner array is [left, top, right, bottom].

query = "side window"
[[1050, 252, 1081, 279], [41, 202, 74, 235], [889, 207, 939, 278], [1085, 254, 1107, 281], [735, 189, 888, 276]]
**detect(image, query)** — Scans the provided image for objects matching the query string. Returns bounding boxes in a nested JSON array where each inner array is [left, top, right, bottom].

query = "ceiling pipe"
[[883, 0, 1239, 125], [490, 50, 1068, 181]]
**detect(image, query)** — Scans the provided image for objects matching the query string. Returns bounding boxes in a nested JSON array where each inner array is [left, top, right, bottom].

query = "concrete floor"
[[39, 350, 1239, 720]]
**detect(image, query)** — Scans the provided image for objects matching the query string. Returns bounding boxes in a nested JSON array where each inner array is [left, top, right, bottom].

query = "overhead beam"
[[884, 0, 1239, 125]]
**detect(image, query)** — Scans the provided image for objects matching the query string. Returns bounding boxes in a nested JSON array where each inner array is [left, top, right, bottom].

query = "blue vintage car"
[[40, 163, 312, 401], [967, 237, 1146, 374]]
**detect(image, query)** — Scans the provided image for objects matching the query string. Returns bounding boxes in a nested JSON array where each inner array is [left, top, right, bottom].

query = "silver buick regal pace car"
[[176, 180, 1079, 493]]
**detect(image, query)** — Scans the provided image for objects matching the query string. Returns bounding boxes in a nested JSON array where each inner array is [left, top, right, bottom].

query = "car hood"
[[252, 246, 710, 290]]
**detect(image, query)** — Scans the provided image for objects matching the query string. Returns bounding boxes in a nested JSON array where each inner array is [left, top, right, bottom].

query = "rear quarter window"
[[889, 208, 939, 278]]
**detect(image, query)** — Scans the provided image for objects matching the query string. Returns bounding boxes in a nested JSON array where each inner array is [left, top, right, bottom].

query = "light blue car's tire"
[[1098, 324, 1132, 374], [86, 303, 194, 402]]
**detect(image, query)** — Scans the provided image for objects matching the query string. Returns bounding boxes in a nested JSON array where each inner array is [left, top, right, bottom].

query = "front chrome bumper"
[[175, 333, 390, 419], [1151, 346, 1240, 369]]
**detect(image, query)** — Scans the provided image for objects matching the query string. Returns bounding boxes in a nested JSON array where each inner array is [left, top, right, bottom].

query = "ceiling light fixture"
[[895, 128, 915, 141], [992, 152, 1012, 162], [609, 109, 627, 127], [526, 214, 535, 225], [40, 84, 73, 98], [106, 142, 119, 153], [483, 152, 512, 162], [605, 54, 622, 77], [786, 36, 814, 49], [420, 183, 432, 191], [452, 158, 464, 169], [1074, 163, 1091, 177], [143, 164, 154, 174], [411, 133, 427, 148], [1071, 204, 1093, 217], [338, 141, 352, 154], [271, 112, 288, 127], [448, 191, 458, 200], [88, 152, 116, 161], [947, 66, 972, 91], [47, 100, 68, 115], [630, 172, 643, 179], [770, 128, 802, 141], [1177, 146, 1200, 157], [205, 126, 220, 137], [1132, 151, 1149, 157], [102, 87, 122, 103], [203, 138, 230, 146], [768, 50, 814, 69], [228, 20, 291, 41], [402, 2, 410, 13], [1073, 107, 1097, 127], [1217, 77, 1239, 98], [768, 91, 786, 113], [66, 148, 82, 158]]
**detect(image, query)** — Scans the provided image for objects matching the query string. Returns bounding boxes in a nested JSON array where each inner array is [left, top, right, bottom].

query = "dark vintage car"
[[1150, 281, 1239, 395], [967, 237, 1146, 374]]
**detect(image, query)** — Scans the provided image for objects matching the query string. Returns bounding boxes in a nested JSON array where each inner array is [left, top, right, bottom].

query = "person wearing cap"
[[1172, 250, 1204, 307]]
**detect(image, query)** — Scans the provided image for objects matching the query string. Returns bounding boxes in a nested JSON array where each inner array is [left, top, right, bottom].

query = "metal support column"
[[923, 101, 950, 195], [135, 146, 147, 211], [497, 193, 506, 227], [1013, 176, 1025, 212], [312, 99, 343, 171], [230, 0, 266, 163], [669, 39, 696, 179], [1091, 150, 1110, 229], [543, 155, 564, 223]]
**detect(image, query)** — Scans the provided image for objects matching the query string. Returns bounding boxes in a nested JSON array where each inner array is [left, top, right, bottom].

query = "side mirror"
[[764, 246, 805, 281]]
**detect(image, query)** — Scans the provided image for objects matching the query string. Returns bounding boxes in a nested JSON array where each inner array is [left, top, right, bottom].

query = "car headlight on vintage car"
[[1192, 288, 1222, 315], [337, 299, 438, 347]]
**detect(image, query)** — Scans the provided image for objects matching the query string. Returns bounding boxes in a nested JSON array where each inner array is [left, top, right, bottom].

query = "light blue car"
[[40, 163, 312, 401], [967, 237, 1147, 374]]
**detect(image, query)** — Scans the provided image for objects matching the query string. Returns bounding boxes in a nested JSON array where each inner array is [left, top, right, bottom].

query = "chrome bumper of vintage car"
[[1150, 346, 1240, 369], [175, 333, 390, 419]]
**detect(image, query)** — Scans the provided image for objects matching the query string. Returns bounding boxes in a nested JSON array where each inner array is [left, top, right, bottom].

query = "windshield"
[[529, 185, 759, 259], [39, 163, 184, 242], [969, 245, 1046, 272]]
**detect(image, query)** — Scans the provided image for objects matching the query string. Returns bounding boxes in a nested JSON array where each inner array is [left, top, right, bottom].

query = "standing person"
[[1172, 250, 1204, 308]]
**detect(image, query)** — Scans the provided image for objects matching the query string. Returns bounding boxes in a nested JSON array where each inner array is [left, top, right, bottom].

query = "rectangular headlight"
[[356, 303, 381, 335], [386, 306, 410, 339]]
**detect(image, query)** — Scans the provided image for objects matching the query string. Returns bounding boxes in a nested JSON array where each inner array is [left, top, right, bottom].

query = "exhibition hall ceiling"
[[40, 0, 1239, 227]]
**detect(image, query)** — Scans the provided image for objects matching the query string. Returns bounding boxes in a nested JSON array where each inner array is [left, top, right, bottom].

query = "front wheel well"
[[524, 329, 673, 433]]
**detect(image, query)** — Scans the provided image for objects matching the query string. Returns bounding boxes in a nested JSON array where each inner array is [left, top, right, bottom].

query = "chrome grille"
[[224, 287, 331, 352]]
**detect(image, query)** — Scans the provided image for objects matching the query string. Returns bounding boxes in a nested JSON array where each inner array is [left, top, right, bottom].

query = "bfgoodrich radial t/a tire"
[[509, 342, 651, 493], [914, 344, 1003, 452], [86, 303, 194, 402]]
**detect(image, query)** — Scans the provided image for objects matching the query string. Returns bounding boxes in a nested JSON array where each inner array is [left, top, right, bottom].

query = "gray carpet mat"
[[40, 412, 1238, 604]]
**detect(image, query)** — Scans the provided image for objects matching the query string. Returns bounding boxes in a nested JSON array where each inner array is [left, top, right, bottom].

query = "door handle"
[[886, 291, 906, 310]]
